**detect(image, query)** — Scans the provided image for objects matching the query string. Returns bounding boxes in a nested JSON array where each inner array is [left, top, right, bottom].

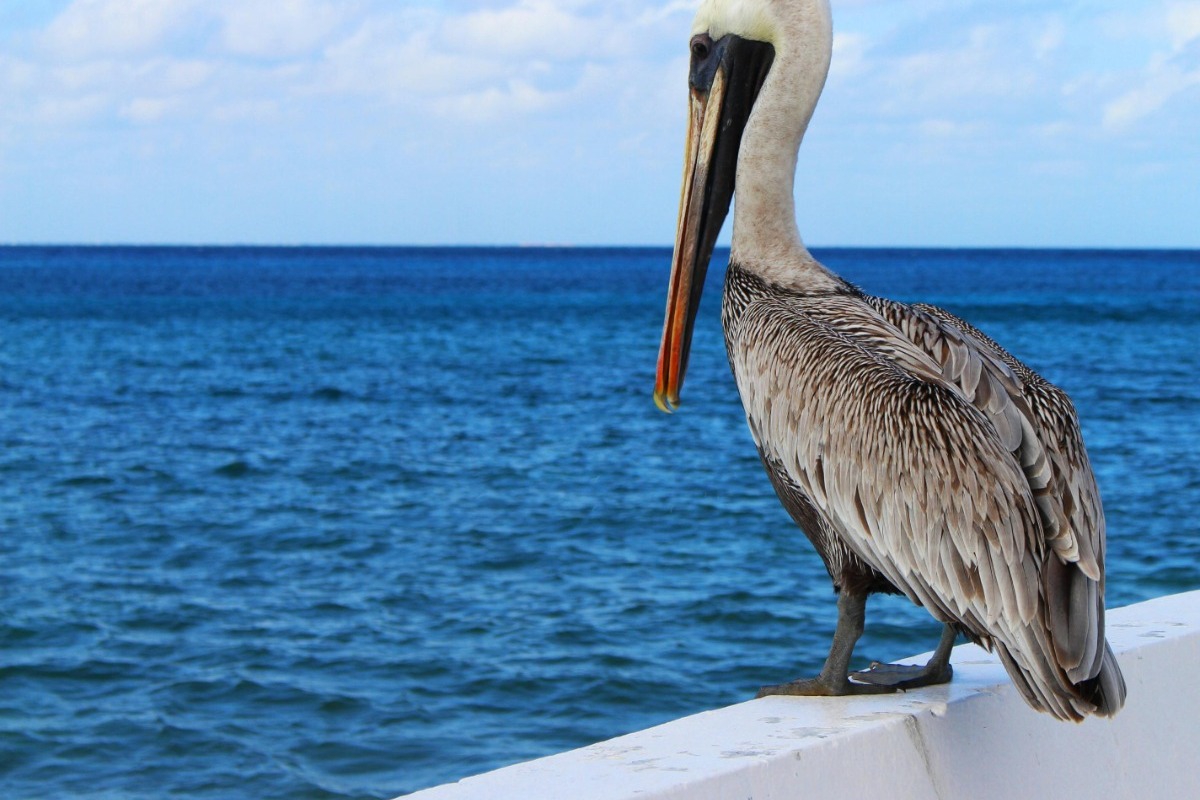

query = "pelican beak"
[[655, 35, 774, 413]]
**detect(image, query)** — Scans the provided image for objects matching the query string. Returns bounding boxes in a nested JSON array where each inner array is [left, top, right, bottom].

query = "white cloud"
[[39, 0, 354, 61], [918, 119, 987, 138], [434, 79, 562, 121], [454, 0, 604, 60], [0, 55, 37, 93], [1101, 1, 1200, 129], [220, 0, 348, 59], [1103, 58, 1200, 128], [823, 1, 1200, 146], [32, 93, 109, 125], [41, 0, 200, 60], [299, 0, 692, 123], [10, 1, 1194, 137], [1034, 18, 1066, 59], [121, 96, 181, 124], [831, 32, 869, 79], [1166, 1, 1200, 51], [2, 0, 1197, 246], [843, 19, 1048, 125]]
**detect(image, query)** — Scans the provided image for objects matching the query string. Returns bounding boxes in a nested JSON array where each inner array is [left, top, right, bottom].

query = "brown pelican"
[[654, 0, 1125, 721]]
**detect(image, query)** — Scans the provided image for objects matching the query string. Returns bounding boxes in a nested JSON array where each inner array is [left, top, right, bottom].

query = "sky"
[[0, 0, 1197, 247]]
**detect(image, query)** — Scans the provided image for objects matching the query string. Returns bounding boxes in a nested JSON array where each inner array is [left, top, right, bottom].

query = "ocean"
[[1, 246, 1198, 798]]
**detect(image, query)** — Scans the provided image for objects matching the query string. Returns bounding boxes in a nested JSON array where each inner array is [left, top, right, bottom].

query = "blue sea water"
[[1, 245, 1198, 799]]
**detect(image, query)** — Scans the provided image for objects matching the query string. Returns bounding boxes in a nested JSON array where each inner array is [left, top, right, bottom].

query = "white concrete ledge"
[[403, 591, 1200, 799]]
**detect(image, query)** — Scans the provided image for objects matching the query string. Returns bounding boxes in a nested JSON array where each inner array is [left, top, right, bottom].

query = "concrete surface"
[[401, 590, 1200, 799]]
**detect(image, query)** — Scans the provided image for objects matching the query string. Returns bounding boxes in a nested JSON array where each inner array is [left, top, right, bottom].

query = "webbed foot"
[[757, 614, 959, 699], [756, 674, 898, 698], [848, 659, 953, 689]]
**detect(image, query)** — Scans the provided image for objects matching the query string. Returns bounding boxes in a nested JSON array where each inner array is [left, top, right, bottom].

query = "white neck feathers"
[[715, 0, 839, 290]]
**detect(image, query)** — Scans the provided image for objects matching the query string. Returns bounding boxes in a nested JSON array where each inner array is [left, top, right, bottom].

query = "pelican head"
[[654, 0, 833, 413]]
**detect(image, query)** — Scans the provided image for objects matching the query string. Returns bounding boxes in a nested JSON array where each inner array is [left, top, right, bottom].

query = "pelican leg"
[[757, 590, 896, 697], [848, 623, 957, 689]]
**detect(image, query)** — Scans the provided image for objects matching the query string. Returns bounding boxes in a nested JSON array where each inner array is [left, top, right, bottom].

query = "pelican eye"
[[690, 34, 712, 61]]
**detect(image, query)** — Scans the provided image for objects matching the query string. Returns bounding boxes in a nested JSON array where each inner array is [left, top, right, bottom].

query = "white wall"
[[402, 590, 1200, 799]]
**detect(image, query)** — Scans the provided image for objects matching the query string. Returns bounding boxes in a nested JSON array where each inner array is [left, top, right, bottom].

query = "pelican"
[[654, 0, 1125, 720]]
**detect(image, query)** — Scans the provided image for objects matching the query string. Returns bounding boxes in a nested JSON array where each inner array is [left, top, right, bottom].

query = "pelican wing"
[[727, 289, 1107, 718], [730, 294, 1042, 628], [907, 301, 1106, 578], [873, 298, 1109, 684]]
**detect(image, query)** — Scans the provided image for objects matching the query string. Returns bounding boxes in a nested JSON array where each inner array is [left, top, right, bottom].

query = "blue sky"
[[1, 0, 1197, 247]]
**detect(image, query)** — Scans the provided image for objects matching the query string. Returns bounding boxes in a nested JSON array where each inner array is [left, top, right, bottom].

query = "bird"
[[653, 0, 1125, 721]]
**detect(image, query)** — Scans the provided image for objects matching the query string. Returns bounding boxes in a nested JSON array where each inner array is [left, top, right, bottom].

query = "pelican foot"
[[756, 675, 897, 698], [848, 660, 953, 689]]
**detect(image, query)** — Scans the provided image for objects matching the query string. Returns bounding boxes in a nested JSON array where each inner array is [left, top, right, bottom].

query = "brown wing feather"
[[867, 296, 1121, 705], [894, 300, 1111, 684], [723, 274, 1124, 719], [908, 302, 1105, 579]]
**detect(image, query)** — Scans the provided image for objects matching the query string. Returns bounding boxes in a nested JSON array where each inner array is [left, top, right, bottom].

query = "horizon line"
[[2, 242, 1198, 253]]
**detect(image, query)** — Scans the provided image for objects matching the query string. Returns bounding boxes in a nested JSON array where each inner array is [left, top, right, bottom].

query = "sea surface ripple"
[[1, 246, 1197, 798]]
